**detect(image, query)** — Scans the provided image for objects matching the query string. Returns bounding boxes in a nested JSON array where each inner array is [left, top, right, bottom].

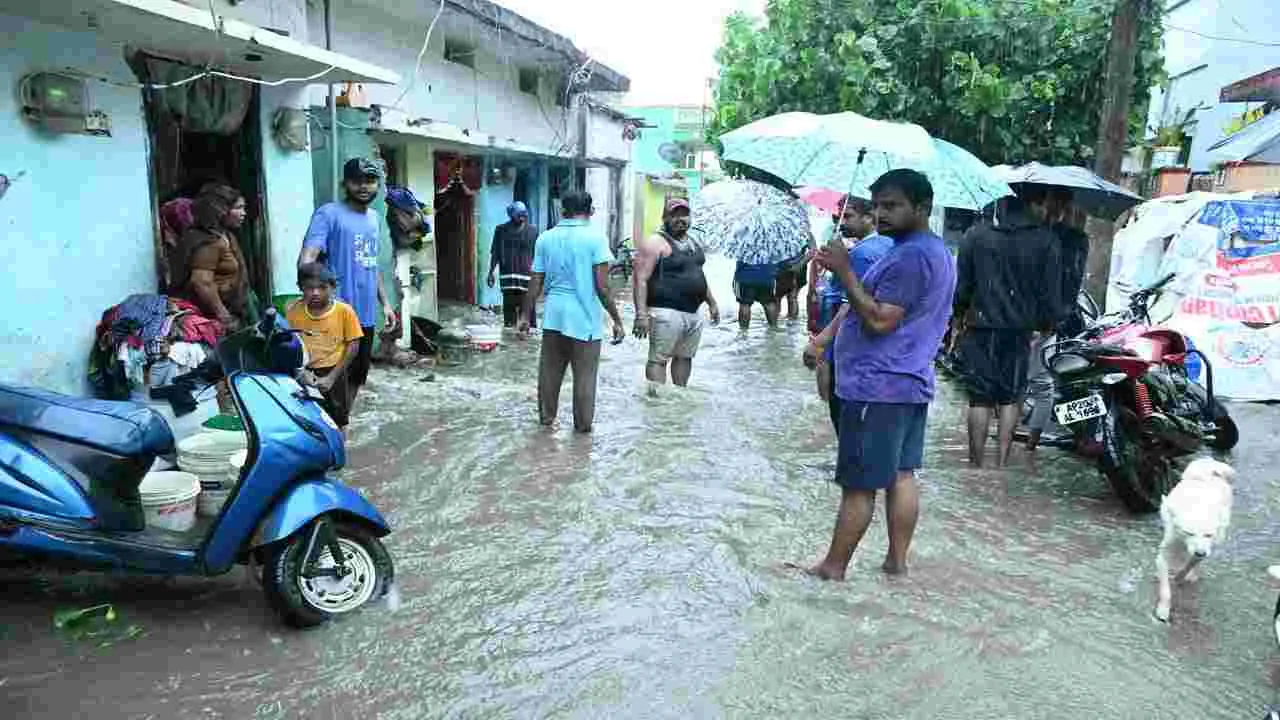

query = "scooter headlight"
[[1101, 372, 1129, 386], [1049, 353, 1092, 375]]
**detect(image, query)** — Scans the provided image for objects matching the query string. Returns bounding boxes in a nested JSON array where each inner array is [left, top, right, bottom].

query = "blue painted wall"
[[0, 14, 157, 394], [260, 85, 317, 298], [476, 156, 515, 309]]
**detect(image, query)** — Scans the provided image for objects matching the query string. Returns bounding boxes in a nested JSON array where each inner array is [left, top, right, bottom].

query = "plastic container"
[[178, 431, 247, 467], [202, 414, 245, 432], [227, 449, 248, 484], [178, 431, 248, 492], [139, 471, 200, 532], [466, 324, 501, 352]]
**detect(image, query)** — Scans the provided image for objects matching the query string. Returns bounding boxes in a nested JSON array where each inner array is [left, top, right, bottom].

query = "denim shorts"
[[835, 401, 928, 491]]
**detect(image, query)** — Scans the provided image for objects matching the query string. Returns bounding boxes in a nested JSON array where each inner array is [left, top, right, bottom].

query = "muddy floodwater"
[[3, 257, 1279, 719]]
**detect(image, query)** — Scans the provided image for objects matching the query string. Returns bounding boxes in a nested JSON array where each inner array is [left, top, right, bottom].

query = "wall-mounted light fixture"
[[19, 72, 110, 136]]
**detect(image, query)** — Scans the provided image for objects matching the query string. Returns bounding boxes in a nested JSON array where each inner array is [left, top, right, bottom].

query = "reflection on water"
[[2, 257, 1279, 718]]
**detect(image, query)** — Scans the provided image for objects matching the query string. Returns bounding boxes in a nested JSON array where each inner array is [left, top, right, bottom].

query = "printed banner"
[[1161, 199, 1280, 400]]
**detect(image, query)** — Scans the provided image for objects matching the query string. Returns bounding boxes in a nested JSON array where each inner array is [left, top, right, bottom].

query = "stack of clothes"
[[89, 294, 225, 409]]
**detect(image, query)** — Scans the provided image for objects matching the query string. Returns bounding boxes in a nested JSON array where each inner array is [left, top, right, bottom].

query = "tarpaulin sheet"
[[1148, 197, 1280, 400]]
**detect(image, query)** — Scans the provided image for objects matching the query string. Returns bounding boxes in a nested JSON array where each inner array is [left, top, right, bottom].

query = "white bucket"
[[140, 471, 200, 532], [466, 324, 501, 352], [228, 449, 248, 479], [178, 431, 248, 476], [197, 487, 231, 517]]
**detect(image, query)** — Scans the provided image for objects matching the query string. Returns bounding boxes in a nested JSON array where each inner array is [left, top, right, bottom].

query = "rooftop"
[[352, 0, 630, 94]]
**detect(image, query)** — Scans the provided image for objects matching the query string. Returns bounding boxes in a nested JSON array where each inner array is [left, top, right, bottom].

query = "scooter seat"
[[0, 384, 174, 458]]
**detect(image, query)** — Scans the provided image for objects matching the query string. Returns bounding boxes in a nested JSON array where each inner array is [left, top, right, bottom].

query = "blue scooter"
[[0, 310, 394, 628]]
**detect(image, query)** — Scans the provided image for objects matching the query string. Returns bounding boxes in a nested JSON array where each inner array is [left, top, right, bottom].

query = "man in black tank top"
[[632, 199, 721, 386]]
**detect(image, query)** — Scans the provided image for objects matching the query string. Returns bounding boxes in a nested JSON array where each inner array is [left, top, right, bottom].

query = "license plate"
[[1054, 394, 1106, 425]]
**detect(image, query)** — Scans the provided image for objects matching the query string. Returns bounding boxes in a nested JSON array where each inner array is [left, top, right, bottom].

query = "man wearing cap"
[[299, 157, 398, 408], [488, 201, 539, 329], [633, 198, 719, 387]]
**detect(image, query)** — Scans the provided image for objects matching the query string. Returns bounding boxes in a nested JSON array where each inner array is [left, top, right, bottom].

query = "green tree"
[[711, 0, 1165, 167]]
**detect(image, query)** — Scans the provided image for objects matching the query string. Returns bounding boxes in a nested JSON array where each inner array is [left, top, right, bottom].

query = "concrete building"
[[0, 0, 634, 394], [308, 0, 635, 326], [1, 0, 398, 393], [1144, 0, 1280, 190], [622, 104, 723, 244]]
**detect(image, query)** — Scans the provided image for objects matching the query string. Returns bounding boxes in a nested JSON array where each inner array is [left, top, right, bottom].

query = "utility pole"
[[1086, 0, 1147, 309]]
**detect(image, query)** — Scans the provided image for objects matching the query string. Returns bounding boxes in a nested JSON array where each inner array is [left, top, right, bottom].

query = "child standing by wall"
[[287, 263, 364, 430]]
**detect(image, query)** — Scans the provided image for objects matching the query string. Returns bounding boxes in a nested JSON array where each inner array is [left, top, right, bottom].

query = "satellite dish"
[[657, 142, 684, 164]]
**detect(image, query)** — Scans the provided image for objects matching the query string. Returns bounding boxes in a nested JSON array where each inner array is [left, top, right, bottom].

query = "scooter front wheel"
[[263, 520, 394, 628]]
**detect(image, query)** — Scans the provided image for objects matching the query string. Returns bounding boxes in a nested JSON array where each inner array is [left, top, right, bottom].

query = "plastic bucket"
[[140, 471, 200, 532], [178, 431, 248, 476], [227, 449, 248, 484], [466, 325, 501, 352]]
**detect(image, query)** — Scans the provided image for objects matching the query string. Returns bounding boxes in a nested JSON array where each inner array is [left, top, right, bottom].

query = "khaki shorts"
[[649, 307, 704, 363]]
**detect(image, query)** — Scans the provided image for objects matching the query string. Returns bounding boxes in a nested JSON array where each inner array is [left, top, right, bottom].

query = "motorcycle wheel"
[[263, 520, 394, 629], [1098, 403, 1174, 514], [1207, 413, 1239, 452]]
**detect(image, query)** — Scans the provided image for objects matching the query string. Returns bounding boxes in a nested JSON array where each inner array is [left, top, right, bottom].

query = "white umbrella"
[[721, 111, 1011, 211], [689, 179, 813, 265]]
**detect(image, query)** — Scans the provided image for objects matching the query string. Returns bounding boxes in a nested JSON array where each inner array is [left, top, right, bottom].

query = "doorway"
[[433, 152, 480, 304], [133, 53, 271, 302], [434, 185, 475, 304]]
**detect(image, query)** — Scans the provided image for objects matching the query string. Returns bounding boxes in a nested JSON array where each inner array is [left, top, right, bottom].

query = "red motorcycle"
[[1042, 273, 1238, 513]]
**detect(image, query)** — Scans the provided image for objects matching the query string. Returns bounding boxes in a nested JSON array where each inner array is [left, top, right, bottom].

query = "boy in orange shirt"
[[287, 263, 364, 429]]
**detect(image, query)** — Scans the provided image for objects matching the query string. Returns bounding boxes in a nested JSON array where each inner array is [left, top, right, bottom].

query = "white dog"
[[1154, 457, 1235, 622]]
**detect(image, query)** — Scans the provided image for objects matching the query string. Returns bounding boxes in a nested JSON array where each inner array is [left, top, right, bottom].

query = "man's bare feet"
[[784, 561, 845, 581], [881, 559, 908, 576]]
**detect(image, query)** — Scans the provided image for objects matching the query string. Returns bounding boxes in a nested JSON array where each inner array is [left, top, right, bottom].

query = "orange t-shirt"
[[286, 300, 364, 369]]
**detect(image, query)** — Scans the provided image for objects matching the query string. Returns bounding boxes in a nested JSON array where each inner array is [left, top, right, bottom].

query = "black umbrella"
[[991, 163, 1143, 220]]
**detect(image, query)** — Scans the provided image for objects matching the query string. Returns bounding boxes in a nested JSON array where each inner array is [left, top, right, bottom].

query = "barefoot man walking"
[[802, 170, 956, 580]]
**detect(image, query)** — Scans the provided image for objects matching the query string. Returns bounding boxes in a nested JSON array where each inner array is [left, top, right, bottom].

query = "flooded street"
[[3, 257, 1280, 719]]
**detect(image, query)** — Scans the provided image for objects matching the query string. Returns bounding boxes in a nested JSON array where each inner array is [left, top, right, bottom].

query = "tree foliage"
[[711, 0, 1165, 167]]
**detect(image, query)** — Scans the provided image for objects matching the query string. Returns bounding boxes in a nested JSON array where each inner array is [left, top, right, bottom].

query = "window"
[[444, 38, 475, 68], [519, 68, 539, 95]]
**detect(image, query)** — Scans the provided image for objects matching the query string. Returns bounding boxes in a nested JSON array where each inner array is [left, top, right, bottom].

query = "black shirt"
[[648, 232, 708, 314], [955, 211, 1063, 332]]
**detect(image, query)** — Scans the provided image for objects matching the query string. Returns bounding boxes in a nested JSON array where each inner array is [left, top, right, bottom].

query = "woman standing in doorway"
[[170, 184, 256, 332]]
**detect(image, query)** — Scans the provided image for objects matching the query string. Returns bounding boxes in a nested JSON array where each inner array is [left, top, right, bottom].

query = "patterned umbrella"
[[721, 111, 1011, 210], [689, 179, 813, 265]]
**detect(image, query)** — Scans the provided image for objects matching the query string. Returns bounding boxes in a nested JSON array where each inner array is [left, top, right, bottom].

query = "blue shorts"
[[835, 401, 928, 491]]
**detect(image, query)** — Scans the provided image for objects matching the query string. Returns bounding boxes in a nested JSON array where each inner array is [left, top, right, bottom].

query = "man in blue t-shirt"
[[804, 195, 893, 431], [795, 170, 956, 582], [299, 157, 398, 407], [519, 190, 625, 433]]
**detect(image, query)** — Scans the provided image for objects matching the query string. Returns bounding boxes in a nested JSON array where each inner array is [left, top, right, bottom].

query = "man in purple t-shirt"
[[800, 169, 957, 581]]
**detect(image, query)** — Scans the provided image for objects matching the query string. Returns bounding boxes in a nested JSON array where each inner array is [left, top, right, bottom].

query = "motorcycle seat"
[[0, 384, 174, 458]]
